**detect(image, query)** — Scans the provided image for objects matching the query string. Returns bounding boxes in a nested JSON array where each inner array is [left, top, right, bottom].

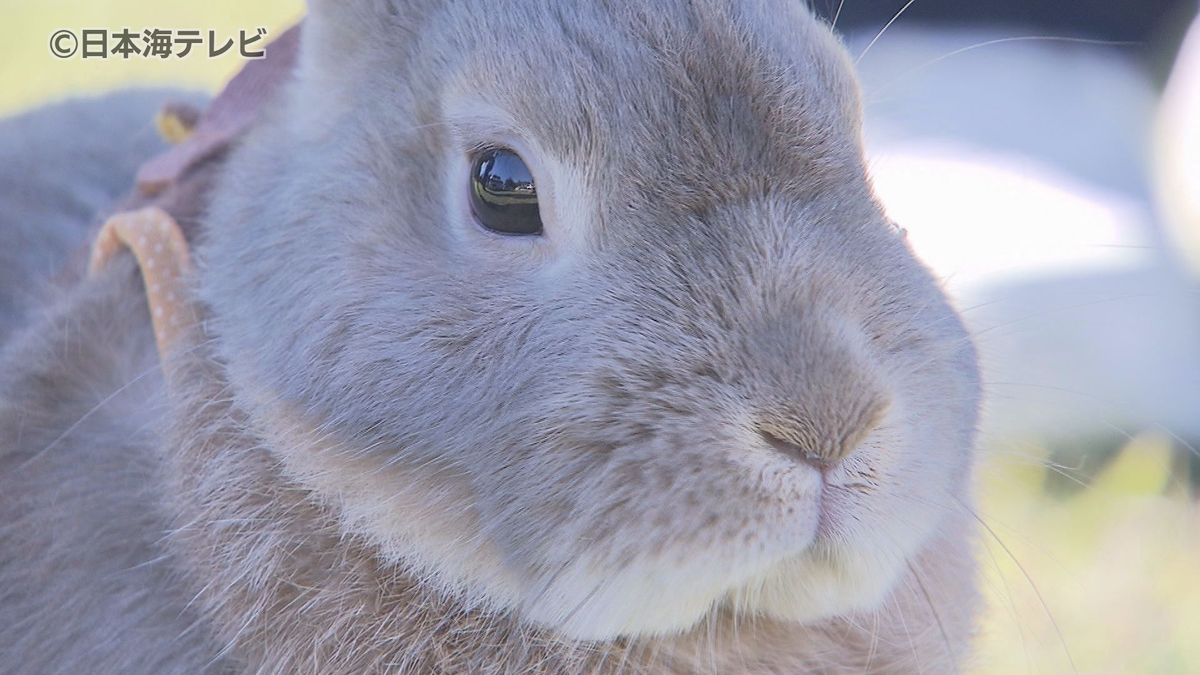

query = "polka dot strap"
[[88, 206, 195, 368]]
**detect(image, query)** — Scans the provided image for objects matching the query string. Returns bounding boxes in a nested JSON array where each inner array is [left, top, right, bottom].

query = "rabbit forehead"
[[366, 0, 867, 201]]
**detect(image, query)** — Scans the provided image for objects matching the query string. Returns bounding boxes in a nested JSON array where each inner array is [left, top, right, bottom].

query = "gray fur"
[[0, 257, 225, 673], [1, 1, 982, 672]]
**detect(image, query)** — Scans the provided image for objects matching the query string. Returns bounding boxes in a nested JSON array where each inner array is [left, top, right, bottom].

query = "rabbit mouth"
[[508, 411, 969, 642], [512, 451, 922, 641]]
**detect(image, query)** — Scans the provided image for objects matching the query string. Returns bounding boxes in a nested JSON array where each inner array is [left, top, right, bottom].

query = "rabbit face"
[[200, 0, 980, 641]]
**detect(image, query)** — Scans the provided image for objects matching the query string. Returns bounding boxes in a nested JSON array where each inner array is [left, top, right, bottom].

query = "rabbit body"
[[0, 2, 982, 672]]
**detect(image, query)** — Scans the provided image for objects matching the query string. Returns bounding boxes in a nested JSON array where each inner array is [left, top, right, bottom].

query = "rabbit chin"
[[322, 462, 904, 642], [517, 535, 906, 641]]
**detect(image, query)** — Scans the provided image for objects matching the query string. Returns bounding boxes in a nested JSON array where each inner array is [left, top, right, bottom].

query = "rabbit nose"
[[756, 394, 889, 469], [741, 304, 891, 468], [759, 430, 832, 470]]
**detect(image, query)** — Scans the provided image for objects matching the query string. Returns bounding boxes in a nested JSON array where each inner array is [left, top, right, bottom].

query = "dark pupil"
[[470, 149, 543, 235]]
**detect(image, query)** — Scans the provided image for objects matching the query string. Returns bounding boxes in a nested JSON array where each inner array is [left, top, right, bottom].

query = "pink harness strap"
[[87, 23, 302, 372], [89, 207, 194, 367]]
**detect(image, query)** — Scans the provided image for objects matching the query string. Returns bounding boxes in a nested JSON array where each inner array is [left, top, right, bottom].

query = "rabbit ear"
[[306, 0, 395, 29], [304, 0, 434, 45], [292, 0, 433, 127], [303, 0, 397, 56], [298, 0, 444, 80]]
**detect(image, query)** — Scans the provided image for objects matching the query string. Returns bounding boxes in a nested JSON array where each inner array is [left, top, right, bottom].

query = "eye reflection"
[[470, 148, 543, 236]]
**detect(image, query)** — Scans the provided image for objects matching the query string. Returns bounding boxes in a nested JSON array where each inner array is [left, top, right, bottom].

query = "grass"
[[4, 2, 1197, 672], [0, 1, 304, 116], [972, 436, 1200, 674]]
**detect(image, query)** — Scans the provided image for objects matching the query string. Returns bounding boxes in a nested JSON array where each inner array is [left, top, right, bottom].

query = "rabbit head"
[[198, 0, 981, 641]]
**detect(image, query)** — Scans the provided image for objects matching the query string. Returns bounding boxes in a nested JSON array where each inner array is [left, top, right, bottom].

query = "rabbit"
[[0, 1, 983, 672]]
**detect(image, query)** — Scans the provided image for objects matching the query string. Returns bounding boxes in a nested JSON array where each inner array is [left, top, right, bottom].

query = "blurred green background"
[[2, 2, 1197, 673], [0, 1, 304, 115]]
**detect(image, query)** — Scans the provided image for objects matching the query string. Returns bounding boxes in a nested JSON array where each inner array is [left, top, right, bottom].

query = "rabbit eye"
[[469, 148, 543, 236]]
